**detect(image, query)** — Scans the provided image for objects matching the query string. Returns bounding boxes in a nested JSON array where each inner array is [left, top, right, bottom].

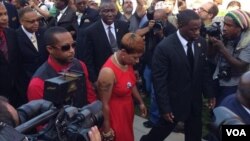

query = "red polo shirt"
[[27, 56, 96, 103]]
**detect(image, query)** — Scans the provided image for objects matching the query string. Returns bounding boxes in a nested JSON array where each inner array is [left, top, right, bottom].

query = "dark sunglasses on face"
[[53, 41, 77, 52]]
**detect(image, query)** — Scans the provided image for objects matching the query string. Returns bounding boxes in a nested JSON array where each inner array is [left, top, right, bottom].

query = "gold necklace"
[[114, 52, 127, 68]]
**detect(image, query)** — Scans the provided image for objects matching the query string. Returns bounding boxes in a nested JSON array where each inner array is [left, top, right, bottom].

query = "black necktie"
[[108, 26, 118, 52], [187, 41, 194, 70]]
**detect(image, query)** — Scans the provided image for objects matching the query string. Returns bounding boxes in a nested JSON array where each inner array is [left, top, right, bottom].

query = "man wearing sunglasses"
[[27, 26, 96, 107]]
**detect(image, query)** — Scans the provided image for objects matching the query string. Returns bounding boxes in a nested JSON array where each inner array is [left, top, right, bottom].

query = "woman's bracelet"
[[102, 128, 115, 138]]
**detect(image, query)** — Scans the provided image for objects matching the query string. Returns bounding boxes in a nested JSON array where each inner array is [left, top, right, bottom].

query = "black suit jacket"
[[76, 7, 99, 56], [48, 7, 77, 33], [4, 2, 20, 29], [0, 28, 19, 105], [152, 33, 215, 121], [80, 20, 129, 82], [78, 7, 99, 29], [16, 27, 48, 97]]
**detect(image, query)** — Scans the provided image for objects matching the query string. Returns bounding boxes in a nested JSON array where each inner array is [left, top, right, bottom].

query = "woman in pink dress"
[[97, 33, 147, 141]]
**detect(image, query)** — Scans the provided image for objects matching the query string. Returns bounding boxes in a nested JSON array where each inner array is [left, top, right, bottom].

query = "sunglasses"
[[53, 41, 77, 52]]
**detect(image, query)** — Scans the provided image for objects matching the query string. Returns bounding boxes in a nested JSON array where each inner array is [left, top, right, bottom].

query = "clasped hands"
[[101, 128, 115, 141]]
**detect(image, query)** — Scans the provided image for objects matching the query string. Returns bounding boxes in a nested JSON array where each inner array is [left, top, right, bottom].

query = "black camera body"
[[206, 22, 222, 40], [56, 100, 103, 141], [44, 70, 87, 108], [217, 66, 231, 81], [15, 100, 103, 141], [153, 20, 164, 33]]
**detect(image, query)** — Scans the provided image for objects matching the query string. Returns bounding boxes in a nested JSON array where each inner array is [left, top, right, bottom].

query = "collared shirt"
[[176, 30, 194, 55], [27, 56, 97, 103], [57, 6, 68, 22], [21, 25, 38, 51], [101, 19, 117, 41], [21, 25, 34, 41], [76, 11, 83, 25]]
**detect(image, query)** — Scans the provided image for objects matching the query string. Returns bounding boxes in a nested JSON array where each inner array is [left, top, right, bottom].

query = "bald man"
[[220, 71, 250, 124]]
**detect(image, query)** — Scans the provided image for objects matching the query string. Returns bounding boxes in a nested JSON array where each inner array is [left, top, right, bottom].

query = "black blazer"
[[16, 27, 48, 96], [48, 7, 77, 33], [76, 7, 100, 56], [152, 33, 215, 121], [4, 2, 20, 29], [78, 7, 99, 29], [0, 28, 19, 103], [80, 20, 129, 82]]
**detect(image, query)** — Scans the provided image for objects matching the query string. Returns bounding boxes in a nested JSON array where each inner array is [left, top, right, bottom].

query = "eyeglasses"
[[23, 19, 40, 24], [53, 41, 77, 52], [199, 7, 209, 13]]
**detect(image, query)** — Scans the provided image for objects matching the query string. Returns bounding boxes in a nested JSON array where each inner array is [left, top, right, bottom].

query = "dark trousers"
[[140, 114, 202, 141]]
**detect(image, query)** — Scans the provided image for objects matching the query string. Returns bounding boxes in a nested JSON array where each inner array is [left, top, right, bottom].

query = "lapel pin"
[[198, 43, 201, 47], [116, 29, 119, 32]]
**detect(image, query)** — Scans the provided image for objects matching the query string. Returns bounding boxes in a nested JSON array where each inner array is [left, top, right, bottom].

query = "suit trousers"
[[140, 111, 202, 141]]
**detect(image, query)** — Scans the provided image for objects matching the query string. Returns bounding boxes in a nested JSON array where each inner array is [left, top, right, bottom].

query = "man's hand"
[[207, 97, 216, 109], [209, 37, 225, 52], [163, 112, 175, 123], [28, 0, 36, 9], [88, 126, 101, 141], [148, 20, 155, 30]]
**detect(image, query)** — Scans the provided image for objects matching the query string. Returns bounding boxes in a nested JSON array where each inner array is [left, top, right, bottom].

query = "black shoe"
[[143, 120, 154, 128], [173, 122, 184, 133]]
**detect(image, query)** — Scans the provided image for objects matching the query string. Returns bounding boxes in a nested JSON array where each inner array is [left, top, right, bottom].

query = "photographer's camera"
[[217, 66, 231, 81], [205, 22, 222, 40], [152, 20, 164, 33]]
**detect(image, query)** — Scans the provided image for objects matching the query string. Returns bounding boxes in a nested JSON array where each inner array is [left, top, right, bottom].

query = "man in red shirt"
[[27, 26, 96, 106]]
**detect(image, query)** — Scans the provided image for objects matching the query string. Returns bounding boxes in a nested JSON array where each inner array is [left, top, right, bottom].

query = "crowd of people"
[[0, 0, 250, 141]]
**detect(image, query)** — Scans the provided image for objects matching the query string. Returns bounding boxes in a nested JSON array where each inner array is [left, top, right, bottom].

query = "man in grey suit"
[[140, 9, 216, 141]]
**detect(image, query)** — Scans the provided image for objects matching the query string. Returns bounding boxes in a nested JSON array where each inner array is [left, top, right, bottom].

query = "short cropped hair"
[[177, 9, 200, 28], [44, 27, 69, 46], [208, 2, 219, 19], [18, 7, 34, 19], [99, 0, 116, 10], [120, 33, 145, 54]]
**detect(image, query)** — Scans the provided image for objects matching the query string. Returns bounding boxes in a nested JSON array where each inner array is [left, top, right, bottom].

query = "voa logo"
[[226, 129, 246, 136]]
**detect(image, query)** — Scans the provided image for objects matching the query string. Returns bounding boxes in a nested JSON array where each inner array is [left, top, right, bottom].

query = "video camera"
[[14, 70, 103, 141], [15, 100, 103, 141], [43, 70, 87, 108]]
